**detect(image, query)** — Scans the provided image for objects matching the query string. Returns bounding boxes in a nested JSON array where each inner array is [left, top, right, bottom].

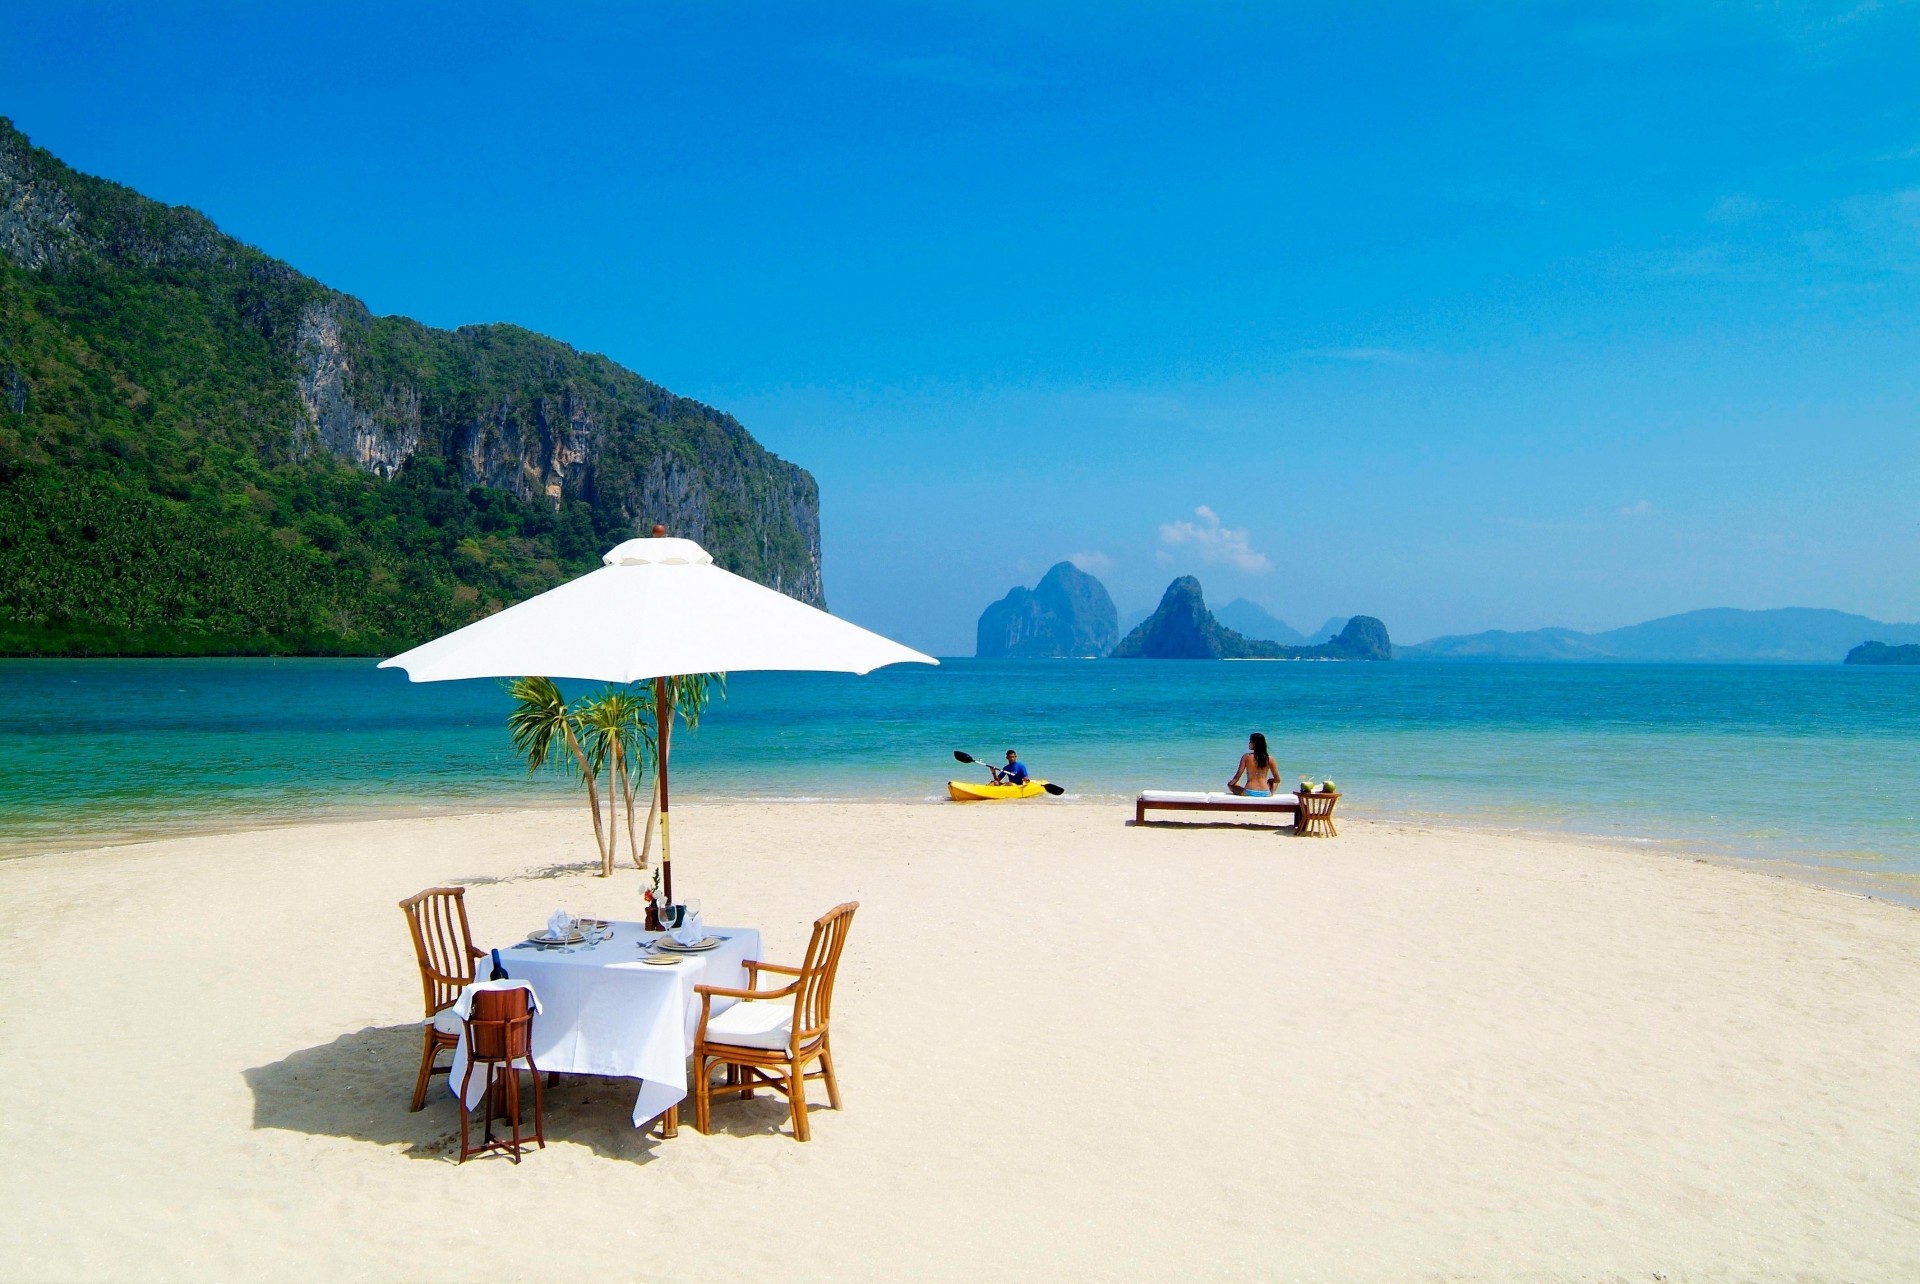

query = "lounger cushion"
[[704, 998, 794, 1051], [1138, 790, 1298, 807]]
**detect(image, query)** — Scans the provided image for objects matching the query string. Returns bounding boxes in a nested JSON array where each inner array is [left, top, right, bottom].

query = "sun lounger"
[[1134, 789, 1340, 834], [1134, 790, 1300, 825]]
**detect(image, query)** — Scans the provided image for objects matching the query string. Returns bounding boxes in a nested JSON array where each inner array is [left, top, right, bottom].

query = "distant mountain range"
[[1211, 599, 1347, 647], [1400, 608, 1920, 664], [1121, 598, 1342, 646], [987, 574, 1915, 666], [979, 571, 1390, 661], [1110, 577, 1391, 661]]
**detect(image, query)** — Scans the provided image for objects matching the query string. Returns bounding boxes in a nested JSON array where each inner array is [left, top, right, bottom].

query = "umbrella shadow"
[[242, 1023, 672, 1163]]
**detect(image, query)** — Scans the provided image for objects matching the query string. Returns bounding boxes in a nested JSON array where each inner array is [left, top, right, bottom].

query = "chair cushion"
[[429, 1006, 464, 1035], [703, 998, 794, 1051]]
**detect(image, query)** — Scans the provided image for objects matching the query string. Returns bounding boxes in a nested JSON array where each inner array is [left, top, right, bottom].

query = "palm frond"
[[504, 675, 574, 775]]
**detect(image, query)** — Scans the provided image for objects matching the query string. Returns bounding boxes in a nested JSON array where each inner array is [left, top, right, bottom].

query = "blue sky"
[[5, 2, 1918, 653]]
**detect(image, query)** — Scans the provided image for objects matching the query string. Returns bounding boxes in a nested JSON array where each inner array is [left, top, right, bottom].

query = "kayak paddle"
[[951, 750, 1066, 795]]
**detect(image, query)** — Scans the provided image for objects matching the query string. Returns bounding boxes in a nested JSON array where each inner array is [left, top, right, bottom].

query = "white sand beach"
[[3, 801, 1918, 1282]]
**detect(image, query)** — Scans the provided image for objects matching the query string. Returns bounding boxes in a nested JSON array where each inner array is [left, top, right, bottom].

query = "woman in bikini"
[[1227, 732, 1279, 797]]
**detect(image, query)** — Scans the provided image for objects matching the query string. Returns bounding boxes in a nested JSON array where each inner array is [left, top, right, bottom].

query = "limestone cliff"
[[1111, 578, 1392, 660], [0, 117, 821, 653], [976, 562, 1120, 658]]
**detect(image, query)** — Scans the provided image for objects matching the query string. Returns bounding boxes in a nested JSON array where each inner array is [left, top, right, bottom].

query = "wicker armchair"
[[692, 902, 857, 1142], [398, 886, 487, 1111]]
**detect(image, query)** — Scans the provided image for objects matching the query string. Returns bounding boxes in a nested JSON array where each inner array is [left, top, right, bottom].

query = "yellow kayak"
[[948, 779, 1050, 802]]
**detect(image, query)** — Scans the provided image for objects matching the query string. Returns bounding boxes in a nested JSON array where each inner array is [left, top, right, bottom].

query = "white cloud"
[[1157, 505, 1271, 573], [1066, 550, 1114, 574], [1620, 499, 1654, 518]]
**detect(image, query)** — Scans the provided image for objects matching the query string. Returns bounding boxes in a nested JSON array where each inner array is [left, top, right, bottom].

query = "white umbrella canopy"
[[379, 535, 935, 684], [380, 532, 936, 898]]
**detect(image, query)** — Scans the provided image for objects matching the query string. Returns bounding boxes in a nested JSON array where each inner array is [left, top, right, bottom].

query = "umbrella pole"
[[656, 677, 674, 905]]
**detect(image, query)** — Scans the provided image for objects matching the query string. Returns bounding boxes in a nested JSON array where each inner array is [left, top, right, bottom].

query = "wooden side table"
[[1295, 790, 1340, 837]]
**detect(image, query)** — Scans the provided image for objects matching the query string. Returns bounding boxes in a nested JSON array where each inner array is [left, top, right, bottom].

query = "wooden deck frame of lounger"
[[1134, 791, 1340, 835]]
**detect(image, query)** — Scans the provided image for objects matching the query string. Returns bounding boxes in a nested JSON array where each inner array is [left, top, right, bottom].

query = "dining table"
[[447, 919, 763, 1131]]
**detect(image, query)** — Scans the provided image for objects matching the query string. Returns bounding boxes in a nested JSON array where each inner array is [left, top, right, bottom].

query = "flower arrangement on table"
[[642, 866, 665, 929]]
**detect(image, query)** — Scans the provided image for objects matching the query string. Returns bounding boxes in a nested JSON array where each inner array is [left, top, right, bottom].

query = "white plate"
[[654, 935, 722, 953], [527, 929, 586, 946]]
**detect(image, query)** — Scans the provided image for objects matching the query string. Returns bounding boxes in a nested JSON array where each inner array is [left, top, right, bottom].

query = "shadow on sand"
[[453, 859, 602, 887], [1126, 818, 1299, 834], [239, 1023, 756, 1163]]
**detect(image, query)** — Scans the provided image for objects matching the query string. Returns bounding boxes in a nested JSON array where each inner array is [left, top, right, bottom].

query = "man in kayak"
[[993, 749, 1031, 786]]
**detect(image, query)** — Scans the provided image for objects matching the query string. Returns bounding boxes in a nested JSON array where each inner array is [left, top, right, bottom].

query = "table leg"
[[659, 1103, 679, 1138]]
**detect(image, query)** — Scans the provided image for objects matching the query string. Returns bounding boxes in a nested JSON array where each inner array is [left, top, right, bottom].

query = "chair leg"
[[456, 1059, 487, 1159], [693, 1056, 711, 1134], [504, 1067, 522, 1164], [457, 1062, 478, 1162], [819, 1041, 843, 1111], [788, 1061, 811, 1142], [410, 1028, 440, 1112]]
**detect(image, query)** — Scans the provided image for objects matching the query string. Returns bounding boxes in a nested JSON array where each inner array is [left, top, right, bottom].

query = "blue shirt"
[[1001, 759, 1029, 784]]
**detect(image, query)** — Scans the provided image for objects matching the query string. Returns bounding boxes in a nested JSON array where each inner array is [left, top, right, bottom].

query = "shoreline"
[[11, 791, 1918, 912]]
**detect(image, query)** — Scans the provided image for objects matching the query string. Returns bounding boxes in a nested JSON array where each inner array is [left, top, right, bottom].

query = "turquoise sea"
[[2, 658, 1917, 886]]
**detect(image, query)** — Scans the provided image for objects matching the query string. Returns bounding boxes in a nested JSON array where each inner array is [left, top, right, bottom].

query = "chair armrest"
[[695, 981, 798, 1002], [744, 960, 803, 978]]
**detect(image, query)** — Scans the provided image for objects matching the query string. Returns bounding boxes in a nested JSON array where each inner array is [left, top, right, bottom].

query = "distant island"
[[1844, 641, 1920, 666], [1109, 576, 1391, 660], [976, 562, 1119, 658], [0, 119, 820, 657], [1400, 608, 1920, 665], [1212, 598, 1344, 647]]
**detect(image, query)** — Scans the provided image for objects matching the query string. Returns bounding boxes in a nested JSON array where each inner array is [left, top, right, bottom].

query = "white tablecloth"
[[448, 920, 761, 1127]]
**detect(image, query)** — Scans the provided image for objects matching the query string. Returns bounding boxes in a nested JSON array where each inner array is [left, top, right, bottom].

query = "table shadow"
[[242, 1022, 675, 1163]]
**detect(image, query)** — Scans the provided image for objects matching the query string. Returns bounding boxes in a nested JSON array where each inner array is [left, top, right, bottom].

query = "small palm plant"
[[505, 673, 725, 879], [506, 676, 613, 875], [577, 686, 653, 877]]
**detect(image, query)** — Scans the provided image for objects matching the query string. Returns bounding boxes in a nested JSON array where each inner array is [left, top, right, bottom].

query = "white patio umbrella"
[[380, 529, 936, 897]]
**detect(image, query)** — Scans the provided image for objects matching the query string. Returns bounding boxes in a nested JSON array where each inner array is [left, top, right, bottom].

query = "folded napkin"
[[671, 911, 703, 946], [547, 909, 572, 939]]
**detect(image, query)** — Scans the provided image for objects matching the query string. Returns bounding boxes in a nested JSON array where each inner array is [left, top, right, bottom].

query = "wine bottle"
[[489, 948, 508, 981]]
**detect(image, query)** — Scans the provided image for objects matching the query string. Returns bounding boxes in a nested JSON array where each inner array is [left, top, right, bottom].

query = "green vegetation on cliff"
[[0, 118, 821, 655]]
